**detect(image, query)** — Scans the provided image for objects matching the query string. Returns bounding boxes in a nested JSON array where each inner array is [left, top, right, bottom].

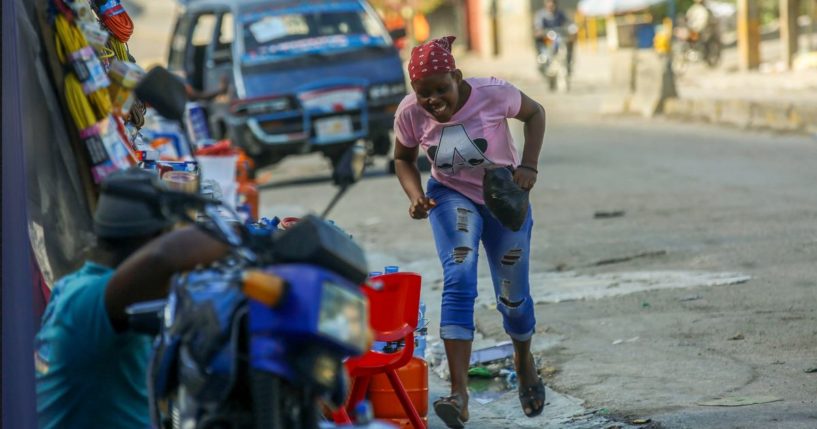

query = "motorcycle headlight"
[[318, 281, 368, 353], [368, 82, 406, 100]]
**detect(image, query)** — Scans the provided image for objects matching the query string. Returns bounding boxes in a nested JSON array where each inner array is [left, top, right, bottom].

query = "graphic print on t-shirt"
[[427, 124, 491, 175]]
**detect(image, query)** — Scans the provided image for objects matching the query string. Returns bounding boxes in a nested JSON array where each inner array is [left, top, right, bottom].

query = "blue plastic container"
[[635, 24, 656, 49]]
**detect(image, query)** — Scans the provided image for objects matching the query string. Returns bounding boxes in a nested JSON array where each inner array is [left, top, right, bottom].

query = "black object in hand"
[[483, 166, 530, 231]]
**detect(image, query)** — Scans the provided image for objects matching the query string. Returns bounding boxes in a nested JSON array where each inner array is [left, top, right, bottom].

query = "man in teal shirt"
[[35, 168, 228, 429]]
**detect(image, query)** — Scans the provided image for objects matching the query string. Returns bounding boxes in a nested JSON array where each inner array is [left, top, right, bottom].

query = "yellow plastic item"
[[654, 17, 673, 54], [654, 32, 670, 54]]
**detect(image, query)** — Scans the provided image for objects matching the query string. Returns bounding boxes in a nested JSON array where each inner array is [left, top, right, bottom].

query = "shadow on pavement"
[[258, 168, 393, 190]]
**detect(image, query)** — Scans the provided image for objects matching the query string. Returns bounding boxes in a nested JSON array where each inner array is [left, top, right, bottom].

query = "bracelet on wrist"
[[517, 164, 538, 174]]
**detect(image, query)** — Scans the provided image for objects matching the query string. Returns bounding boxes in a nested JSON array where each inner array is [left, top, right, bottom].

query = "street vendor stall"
[[24, 0, 152, 289], [24, 0, 241, 292]]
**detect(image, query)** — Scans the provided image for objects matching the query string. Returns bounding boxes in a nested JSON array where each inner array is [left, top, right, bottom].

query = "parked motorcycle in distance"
[[672, 26, 722, 75], [535, 25, 576, 92]]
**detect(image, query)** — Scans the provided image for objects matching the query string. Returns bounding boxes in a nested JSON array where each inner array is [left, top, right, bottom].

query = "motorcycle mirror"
[[322, 143, 367, 219], [134, 66, 187, 122], [332, 143, 367, 187]]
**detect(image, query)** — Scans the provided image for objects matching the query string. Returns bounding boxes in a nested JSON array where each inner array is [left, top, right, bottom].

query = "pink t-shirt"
[[394, 77, 523, 204]]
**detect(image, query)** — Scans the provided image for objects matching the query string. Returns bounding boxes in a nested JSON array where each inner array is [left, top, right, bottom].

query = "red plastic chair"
[[333, 272, 425, 428]]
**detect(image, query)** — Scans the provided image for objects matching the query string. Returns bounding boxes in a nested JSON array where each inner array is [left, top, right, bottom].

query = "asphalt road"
[[260, 81, 817, 428]]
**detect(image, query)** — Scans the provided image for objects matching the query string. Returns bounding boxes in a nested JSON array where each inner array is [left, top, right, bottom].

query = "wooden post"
[[812, 0, 817, 50], [465, 0, 483, 54], [490, 0, 500, 56], [737, 0, 761, 70], [780, 0, 800, 69]]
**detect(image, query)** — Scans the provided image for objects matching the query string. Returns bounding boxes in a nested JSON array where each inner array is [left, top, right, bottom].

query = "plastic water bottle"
[[384, 265, 399, 274], [414, 301, 427, 359], [354, 400, 374, 424], [369, 271, 383, 277], [184, 102, 210, 144], [236, 204, 252, 223]]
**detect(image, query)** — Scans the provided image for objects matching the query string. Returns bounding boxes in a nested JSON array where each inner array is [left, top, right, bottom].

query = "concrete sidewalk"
[[665, 63, 817, 134], [456, 40, 817, 135]]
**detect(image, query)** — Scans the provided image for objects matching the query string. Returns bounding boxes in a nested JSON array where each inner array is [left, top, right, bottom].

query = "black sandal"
[[433, 394, 467, 428], [518, 376, 546, 417]]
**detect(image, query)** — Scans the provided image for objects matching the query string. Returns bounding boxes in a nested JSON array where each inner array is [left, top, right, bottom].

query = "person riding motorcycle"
[[35, 169, 228, 429], [674, 0, 721, 68], [686, 0, 714, 38], [533, 0, 575, 73], [681, 0, 719, 50]]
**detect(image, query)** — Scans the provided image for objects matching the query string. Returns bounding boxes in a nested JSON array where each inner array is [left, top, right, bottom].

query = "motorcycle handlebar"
[[103, 176, 248, 253], [102, 180, 221, 210], [101, 180, 158, 201]]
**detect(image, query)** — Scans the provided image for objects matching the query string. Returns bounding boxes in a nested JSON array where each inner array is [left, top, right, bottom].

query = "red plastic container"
[[368, 356, 428, 429]]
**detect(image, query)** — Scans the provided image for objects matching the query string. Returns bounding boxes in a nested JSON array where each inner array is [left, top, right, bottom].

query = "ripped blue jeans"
[[427, 178, 536, 342]]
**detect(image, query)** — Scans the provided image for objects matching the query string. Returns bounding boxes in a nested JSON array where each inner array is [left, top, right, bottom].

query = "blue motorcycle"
[[113, 145, 389, 429]]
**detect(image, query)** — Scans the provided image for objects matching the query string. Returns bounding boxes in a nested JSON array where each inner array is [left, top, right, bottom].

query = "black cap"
[[94, 168, 173, 238]]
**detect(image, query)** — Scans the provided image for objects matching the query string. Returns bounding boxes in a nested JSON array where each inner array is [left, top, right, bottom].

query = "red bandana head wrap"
[[408, 36, 457, 82]]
